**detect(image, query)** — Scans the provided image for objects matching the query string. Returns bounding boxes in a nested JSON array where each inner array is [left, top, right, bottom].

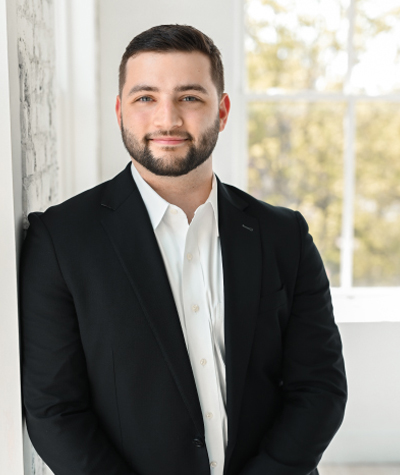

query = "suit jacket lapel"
[[99, 164, 263, 461], [100, 163, 204, 438], [217, 179, 263, 463]]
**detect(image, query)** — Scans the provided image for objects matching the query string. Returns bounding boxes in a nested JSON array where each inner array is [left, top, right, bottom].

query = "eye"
[[182, 96, 199, 102], [137, 96, 153, 102]]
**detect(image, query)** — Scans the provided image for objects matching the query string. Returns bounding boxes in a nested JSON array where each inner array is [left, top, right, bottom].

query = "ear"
[[218, 93, 231, 132], [115, 95, 122, 129]]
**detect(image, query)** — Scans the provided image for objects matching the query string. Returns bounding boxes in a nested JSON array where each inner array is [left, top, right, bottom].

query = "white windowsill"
[[331, 287, 400, 323]]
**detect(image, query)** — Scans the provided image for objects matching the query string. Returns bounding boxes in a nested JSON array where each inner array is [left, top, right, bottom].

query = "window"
[[243, 0, 400, 321]]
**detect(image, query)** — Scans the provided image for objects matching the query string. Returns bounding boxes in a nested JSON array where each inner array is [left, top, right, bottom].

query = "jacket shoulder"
[[222, 182, 300, 224], [26, 181, 107, 229], [27, 164, 133, 228]]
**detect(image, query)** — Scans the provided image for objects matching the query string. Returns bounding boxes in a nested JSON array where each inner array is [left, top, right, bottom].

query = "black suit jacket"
[[20, 162, 347, 475]]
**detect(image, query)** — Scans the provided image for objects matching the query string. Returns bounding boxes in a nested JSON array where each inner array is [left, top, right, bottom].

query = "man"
[[20, 25, 347, 475]]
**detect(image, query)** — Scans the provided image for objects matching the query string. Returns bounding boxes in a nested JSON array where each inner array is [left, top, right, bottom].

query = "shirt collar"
[[130, 162, 219, 235]]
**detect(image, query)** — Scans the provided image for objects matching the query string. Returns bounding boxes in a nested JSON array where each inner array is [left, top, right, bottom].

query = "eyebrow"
[[127, 83, 209, 96]]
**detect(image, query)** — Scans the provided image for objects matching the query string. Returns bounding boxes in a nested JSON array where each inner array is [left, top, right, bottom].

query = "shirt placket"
[[182, 207, 225, 474]]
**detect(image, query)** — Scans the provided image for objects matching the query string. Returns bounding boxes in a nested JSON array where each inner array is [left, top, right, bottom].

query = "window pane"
[[245, 0, 350, 92], [248, 102, 345, 286], [353, 0, 400, 94], [353, 103, 400, 286]]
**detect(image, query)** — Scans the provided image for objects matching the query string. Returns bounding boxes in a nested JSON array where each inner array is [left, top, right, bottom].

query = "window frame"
[[240, 0, 400, 322]]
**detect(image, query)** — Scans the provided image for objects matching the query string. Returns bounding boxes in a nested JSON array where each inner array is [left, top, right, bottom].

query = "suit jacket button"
[[193, 437, 205, 448]]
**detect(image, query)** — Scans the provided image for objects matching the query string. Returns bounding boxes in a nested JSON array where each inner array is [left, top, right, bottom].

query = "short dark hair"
[[119, 24, 225, 98]]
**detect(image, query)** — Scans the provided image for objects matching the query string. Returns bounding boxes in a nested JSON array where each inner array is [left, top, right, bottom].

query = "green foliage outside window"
[[248, 102, 344, 286], [354, 104, 400, 286], [246, 0, 400, 286]]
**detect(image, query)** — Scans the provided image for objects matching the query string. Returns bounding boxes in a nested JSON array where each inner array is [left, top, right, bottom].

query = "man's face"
[[116, 51, 230, 177]]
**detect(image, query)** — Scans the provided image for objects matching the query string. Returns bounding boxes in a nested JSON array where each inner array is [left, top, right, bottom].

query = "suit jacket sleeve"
[[20, 212, 137, 475], [240, 211, 347, 475]]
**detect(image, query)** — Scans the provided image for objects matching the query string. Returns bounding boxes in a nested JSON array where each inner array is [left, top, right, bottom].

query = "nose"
[[153, 98, 183, 131]]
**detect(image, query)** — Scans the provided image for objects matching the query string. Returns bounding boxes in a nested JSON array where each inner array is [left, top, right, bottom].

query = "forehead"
[[123, 51, 215, 95]]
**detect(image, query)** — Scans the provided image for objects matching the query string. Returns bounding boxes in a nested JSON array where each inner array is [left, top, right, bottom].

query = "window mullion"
[[340, 98, 356, 289], [340, 0, 357, 289], [244, 93, 400, 103], [233, 0, 249, 191]]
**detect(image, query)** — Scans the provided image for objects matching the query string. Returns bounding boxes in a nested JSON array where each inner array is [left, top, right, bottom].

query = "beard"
[[120, 115, 220, 177]]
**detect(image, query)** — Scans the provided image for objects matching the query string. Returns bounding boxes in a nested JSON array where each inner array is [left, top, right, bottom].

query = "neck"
[[132, 158, 214, 224]]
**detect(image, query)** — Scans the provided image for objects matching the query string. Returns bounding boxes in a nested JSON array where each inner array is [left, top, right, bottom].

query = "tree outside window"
[[245, 0, 400, 288]]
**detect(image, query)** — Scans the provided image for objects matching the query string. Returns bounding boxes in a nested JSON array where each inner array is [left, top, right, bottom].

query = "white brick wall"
[[17, 0, 57, 473], [17, 0, 58, 231]]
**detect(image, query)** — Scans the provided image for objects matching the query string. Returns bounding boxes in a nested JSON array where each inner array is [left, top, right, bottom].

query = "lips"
[[150, 137, 188, 145]]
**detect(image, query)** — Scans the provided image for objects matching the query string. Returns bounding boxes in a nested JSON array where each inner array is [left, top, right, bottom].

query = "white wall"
[[322, 323, 400, 463], [97, 0, 244, 185], [98, 0, 400, 465]]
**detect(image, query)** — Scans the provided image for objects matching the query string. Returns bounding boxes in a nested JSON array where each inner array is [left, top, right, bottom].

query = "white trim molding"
[[332, 288, 400, 323], [0, 0, 25, 473], [55, 0, 99, 202]]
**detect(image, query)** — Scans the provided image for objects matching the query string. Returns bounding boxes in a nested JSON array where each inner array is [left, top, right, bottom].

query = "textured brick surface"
[[17, 1, 57, 473], [18, 0, 58, 232]]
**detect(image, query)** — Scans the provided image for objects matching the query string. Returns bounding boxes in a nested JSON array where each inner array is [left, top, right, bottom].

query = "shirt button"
[[186, 253, 193, 261], [192, 437, 205, 448], [210, 461, 217, 468], [205, 412, 213, 419], [200, 359, 207, 366], [192, 304, 200, 313]]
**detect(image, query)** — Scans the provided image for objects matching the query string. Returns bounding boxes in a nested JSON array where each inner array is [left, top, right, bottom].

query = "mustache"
[[145, 131, 193, 141]]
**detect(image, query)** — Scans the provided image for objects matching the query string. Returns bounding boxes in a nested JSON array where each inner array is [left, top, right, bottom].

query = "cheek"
[[123, 109, 150, 132], [124, 102, 150, 119], [185, 110, 213, 133]]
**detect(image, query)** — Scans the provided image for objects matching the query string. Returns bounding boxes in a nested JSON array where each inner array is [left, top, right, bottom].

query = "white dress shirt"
[[131, 163, 227, 474]]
